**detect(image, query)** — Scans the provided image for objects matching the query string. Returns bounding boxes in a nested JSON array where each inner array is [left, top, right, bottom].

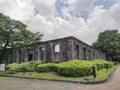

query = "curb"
[[1, 66, 118, 85]]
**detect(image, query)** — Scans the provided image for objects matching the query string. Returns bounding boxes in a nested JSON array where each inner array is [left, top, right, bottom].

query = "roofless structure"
[[6, 36, 105, 63]]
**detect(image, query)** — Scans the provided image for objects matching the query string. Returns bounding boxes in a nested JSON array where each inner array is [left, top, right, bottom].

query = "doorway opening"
[[83, 47, 86, 60], [28, 54, 33, 61], [18, 50, 22, 63], [76, 45, 80, 59], [88, 50, 92, 60]]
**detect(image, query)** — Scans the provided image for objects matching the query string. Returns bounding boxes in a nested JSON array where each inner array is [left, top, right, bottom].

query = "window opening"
[[54, 44, 60, 52]]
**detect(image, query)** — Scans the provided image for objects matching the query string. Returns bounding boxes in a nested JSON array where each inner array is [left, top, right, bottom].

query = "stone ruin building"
[[7, 36, 105, 64]]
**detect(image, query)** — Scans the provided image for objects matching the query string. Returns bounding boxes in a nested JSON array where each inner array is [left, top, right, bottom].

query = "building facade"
[[7, 36, 105, 64]]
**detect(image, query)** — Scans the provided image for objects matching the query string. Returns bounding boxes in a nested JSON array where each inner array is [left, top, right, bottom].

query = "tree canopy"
[[92, 30, 120, 62], [0, 13, 43, 48], [0, 13, 43, 63]]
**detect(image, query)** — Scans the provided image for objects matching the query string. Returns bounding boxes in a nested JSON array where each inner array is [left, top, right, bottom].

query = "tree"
[[0, 13, 43, 47], [92, 30, 120, 62], [0, 13, 43, 63]]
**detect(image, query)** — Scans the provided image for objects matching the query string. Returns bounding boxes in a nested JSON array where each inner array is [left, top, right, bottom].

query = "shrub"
[[21, 60, 41, 72], [93, 60, 113, 70], [56, 60, 93, 77], [7, 60, 41, 72], [56, 60, 113, 77], [113, 62, 118, 65], [7, 63, 22, 72], [36, 63, 56, 72], [7, 60, 113, 77]]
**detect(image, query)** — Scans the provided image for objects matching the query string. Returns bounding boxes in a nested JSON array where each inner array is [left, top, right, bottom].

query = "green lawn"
[[0, 70, 14, 75], [5, 66, 116, 82]]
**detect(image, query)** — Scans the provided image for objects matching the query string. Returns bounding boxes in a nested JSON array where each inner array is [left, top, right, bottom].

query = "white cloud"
[[0, 0, 119, 45], [32, 0, 56, 19], [85, 2, 120, 43], [28, 15, 53, 35], [0, 0, 33, 21], [69, 0, 95, 16]]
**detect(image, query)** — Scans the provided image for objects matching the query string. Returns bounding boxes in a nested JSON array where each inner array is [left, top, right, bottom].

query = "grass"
[[0, 70, 14, 76], [87, 66, 115, 81], [5, 66, 116, 82]]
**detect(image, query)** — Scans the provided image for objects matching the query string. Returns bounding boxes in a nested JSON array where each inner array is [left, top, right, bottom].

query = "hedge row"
[[55, 60, 91, 76], [7, 60, 113, 77], [7, 60, 41, 72], [36, 63, 56, 72], [93, 60, 113, 70], [35, 60, 113, 77]]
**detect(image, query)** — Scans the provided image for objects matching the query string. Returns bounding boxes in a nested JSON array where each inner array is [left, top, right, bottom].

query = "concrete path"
[[0, 77, 79, 90], [0, 66, 120, 90]]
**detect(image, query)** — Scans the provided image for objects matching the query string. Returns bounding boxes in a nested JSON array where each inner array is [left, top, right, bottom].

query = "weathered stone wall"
[[8, 36, 106, 64], [71, 37, 106, 60]]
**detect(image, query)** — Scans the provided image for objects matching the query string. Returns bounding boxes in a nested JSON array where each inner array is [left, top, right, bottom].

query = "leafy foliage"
[[93, 60, 113, 70], [7, 60, 113, 77], [36, 63, 56, 72], [0, 13, 43, 47], [20, 60, 41, 72], [0, 13, 43, 63], [56, 60, 93, 76], [7, 60, 41, 72], [7, 63, 22, 72], [92, 30, 120, 62], [56, 60, 113, 77]]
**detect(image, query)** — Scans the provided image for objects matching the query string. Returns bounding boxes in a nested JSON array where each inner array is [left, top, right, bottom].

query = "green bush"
[[93, 60, 113, 70], [7, 63, 22, 72], [113, 62, 118, 65], [21, 60, 41, 72], [7, 60, 113, 77], [36, 63, 56, 72], [55, 60, 113, 77], [7, 60, 41, 72], [56, 60, 93, 77]]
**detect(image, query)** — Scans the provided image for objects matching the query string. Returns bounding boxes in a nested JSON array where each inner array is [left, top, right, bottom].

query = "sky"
[[0, 0, 119, 45]]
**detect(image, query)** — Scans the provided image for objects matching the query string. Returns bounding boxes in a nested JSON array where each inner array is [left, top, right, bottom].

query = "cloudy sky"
[[0, 0, 119, 45]]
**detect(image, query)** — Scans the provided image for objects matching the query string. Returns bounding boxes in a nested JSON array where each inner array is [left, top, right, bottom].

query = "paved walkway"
[[0, 77, 79, 90], [0, 66, 120, 90], [73, 65, 120, 90]]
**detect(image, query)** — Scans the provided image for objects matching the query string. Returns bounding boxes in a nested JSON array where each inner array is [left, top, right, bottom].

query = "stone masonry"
[[6, 36, 105, 63]]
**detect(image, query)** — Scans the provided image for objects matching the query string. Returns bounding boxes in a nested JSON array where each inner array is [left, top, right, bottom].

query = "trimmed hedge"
[[7, 60, 113, 77], [21, 60, 41, 72], [7, 60, 41, 72], [56, 60, 93, 76], [55, 60, 113, 77], [7, 63, 22, 72], [93, 60, 113, 70], [36, 63, 56, 72]]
